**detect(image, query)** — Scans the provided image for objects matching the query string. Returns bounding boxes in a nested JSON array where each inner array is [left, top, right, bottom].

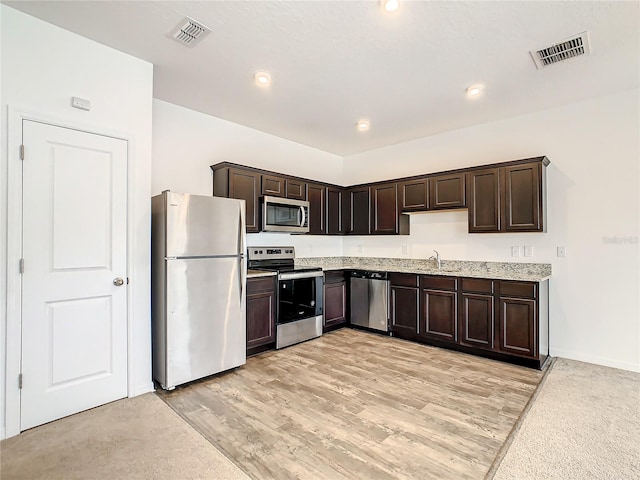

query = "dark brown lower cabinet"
[[419, 276, 458, 342], [498, 296, 536, 357], [459, 293, 494, 349], [388, 275, 548, 369], [389, 274, 419, 338], [323, 271, 347, 332], [246, 276, 276, 355]]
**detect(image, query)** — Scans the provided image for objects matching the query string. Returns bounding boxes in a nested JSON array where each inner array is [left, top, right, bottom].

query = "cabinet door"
[[400, 178, 428, 211], [324, 281, 347, 329], [228, 168, 260, 233], [371, 182, 399, 235], [349, 187, 371, 235], [420, 288, 457, 342], [262, 174, 285, 197], [467, 168, 500, 233], [459, 293, 494, 349], [390, 285, 419, 336], [307, 183, 326, 235], [498, 297, 536, 357], [502, 162, 543, 232], [246, 278, 276, 349], [429, 173, 466, 209], [285, 179, 307, 200], [327, 187, 349, 235]]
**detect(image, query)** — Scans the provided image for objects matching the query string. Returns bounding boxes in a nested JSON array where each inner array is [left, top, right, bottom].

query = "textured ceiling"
[[4, 1, 639, 155]]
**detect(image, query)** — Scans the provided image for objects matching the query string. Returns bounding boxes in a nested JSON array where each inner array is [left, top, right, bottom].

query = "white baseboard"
[[551, 348, 640, 373]]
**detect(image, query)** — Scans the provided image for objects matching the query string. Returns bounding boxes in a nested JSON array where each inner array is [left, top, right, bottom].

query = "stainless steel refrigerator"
[[151, 191, 246, 390]]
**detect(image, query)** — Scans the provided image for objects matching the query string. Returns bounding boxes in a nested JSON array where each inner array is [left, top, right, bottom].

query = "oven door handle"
[[279, 271, 324, 281]]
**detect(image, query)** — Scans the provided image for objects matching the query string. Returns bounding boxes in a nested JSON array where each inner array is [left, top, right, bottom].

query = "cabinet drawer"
[[390, 273, 419, 287], [420, 276, 457, 291], [460, 278, 493, 294], [498, 281, 536, 299], [324, 271, 345, 284], [247, 276, 276, 294]]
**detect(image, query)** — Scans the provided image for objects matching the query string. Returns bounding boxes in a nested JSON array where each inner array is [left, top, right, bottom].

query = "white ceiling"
[[4, 1, 639, 156]]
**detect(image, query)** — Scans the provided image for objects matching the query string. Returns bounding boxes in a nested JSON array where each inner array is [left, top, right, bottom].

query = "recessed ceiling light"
[[255, 71, 271, 86], [357, 120, 370, 131], [466, 84, 484, 97], [381, 0, 399, 12]]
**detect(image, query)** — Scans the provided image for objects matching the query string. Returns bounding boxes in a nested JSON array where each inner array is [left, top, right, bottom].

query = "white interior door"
[[20, 120, 128, 430]]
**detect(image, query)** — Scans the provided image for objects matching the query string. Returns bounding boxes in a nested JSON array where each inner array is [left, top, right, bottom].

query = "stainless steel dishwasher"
[[349, 271, 389, 332]]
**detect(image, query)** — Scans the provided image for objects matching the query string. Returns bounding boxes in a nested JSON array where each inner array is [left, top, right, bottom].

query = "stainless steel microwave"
[[262, 196, 310, 233]]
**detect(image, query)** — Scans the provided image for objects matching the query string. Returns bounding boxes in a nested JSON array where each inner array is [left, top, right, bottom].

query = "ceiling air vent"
[[168, 17, 211, 47], [530, 32, 590, 69]]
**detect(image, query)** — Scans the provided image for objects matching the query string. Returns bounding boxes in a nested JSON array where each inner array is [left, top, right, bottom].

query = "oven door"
[[277, 271, 323, 324]]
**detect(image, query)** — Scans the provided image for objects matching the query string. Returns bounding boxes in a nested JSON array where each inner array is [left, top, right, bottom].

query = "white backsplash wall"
[[343, 89, 640, 373], [247, 232, 342, 258]]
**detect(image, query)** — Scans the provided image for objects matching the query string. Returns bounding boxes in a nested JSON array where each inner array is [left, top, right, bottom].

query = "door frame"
[[5, 106, 134, 438]]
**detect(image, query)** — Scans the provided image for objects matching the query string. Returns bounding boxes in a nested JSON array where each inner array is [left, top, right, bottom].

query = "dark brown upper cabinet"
[[467, 160, 546, 233], [212, 167, 260, 233], [370, 182, 410, 235], [400, 178, 429, 211], [307, 183, 326, 235], [261, 174, 285, 197], [349, 187, 371, 235], [370, 182, 399, 235], [502, 162, 544, 232], [285, 179, 307, 201], [467, 168, 501, 233], [327, 187, 349, 235], [211, 156, 548, 236], [429, 172, 466, 209]]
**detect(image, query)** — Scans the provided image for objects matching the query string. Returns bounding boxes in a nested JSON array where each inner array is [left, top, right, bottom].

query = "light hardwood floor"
[[159, 329, 544, 480]]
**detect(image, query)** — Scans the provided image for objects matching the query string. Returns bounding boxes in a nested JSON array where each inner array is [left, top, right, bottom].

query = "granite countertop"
[[247, 269, 278, 279], [294, 257, 551, 282]]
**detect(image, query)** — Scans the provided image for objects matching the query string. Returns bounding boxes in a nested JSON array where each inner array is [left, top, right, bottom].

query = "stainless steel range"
[[248, 247, 323, 349]]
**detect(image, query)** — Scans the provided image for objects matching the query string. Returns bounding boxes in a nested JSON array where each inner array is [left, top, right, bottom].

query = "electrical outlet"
[[357, 244, 363, 254], [401, 245, 408, 255], [557, 246, 566, 257], [524, 246, 533, 257], [511, 246, 521, 257]]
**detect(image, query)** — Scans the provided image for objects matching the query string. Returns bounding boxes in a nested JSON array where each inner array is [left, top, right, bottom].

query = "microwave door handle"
[[300, 205, 306, 228]]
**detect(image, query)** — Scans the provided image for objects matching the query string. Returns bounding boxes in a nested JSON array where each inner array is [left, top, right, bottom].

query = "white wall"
[[343, 89, 640, 372], [1, 5, 154, 438], [152, 99, 344, 257]]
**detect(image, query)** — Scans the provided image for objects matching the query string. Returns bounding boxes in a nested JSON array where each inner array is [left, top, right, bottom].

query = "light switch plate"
[[524, 246, 533, 257], [557, 246, 566, 257], [511, 246, 521, 257], [401, 245, 408, 255]]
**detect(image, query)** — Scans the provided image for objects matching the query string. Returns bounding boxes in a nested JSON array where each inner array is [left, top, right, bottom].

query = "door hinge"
[[19, 258, 24, 274], [18, 373, 23, 389], [20, 144, 25, 160]]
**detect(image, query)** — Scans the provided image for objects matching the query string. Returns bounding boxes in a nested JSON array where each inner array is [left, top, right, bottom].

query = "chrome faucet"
[[428, 250, 441, 270]]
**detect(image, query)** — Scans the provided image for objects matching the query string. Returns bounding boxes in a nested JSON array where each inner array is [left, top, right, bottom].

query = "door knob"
[[113, 277, 125, 287]]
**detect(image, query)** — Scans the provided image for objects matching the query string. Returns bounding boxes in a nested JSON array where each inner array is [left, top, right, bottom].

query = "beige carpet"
[[492, 358, 640, 480], [0, 393, 250, 480]]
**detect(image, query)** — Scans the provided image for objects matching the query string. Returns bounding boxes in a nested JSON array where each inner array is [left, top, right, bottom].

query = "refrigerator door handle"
[[237, 203, 246, 302]]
